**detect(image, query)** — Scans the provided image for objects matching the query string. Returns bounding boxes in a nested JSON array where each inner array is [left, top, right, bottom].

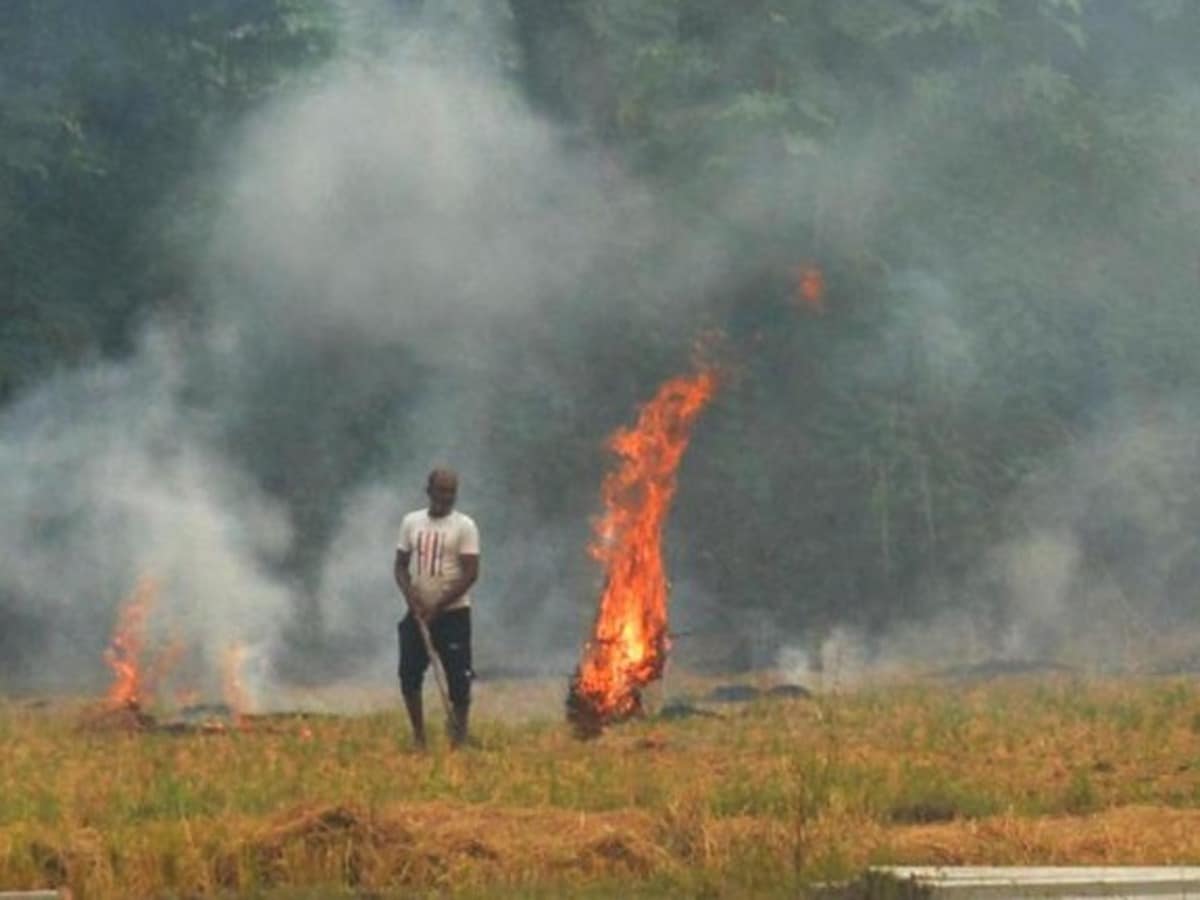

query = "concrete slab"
[[836, 867, 1200, 899]]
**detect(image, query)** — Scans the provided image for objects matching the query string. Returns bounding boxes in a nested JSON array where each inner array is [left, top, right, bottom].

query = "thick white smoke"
[[0, 330, 292, 696], [0, 5, 662, 705]]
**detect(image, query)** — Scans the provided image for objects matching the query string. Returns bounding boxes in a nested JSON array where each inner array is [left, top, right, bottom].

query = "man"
[[394, 467, 480, 748]]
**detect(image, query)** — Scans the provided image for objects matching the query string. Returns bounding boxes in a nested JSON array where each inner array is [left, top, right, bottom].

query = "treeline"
[[6, 1, 1200, 667], [0, 0, 335, 401]]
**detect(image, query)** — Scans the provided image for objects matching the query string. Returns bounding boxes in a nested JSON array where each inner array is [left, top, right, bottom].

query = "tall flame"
[[103, 577, 158, 709], [568, 366, 718, 735]]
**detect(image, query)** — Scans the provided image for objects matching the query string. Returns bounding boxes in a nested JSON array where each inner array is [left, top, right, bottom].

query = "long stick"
[[415, 615, 454, 721]]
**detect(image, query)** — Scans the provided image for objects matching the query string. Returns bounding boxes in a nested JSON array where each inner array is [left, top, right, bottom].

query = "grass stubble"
[[3, 674, 1200, 898]]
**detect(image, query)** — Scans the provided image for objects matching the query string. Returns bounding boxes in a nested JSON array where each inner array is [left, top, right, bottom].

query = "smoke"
[[0, 330, 292, 694], [6, 3, 1200, 705], [0, 8, 569, 698], [0, 2, 700, 703], [770, 399, 1200, 684], [985, 409, 1200, 670]]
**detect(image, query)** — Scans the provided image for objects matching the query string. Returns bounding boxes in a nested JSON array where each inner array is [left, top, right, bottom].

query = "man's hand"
[[404, 584, 434, 623], [415, 585, 448, 623], [412, 592, 432, 624], [429, 554, 479, 616]]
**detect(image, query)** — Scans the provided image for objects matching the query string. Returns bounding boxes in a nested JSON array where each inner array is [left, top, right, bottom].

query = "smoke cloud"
[[0, 331, 292, 695], [5, 3, 1200, 707], [1, 8, 625, 699]]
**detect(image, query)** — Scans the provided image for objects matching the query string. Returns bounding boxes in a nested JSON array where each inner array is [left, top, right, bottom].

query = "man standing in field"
[[394, 468, 480, 748]]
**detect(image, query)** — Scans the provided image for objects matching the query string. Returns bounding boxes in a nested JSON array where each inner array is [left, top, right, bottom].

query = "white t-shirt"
[[397, 509, 480, 612]]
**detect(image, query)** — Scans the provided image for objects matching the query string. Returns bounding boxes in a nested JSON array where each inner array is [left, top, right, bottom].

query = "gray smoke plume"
[[776, 406, 1200, 685], [6, 3, 1200, 708], [0, 330, 293, 696], [0, 6, 635, 702]]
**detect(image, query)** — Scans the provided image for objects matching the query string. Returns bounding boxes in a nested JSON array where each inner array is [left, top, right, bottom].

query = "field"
[[3, 673, 1200, 898]]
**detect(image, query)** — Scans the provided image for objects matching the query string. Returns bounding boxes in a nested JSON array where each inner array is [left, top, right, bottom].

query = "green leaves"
[[0, 0, 336, 400]]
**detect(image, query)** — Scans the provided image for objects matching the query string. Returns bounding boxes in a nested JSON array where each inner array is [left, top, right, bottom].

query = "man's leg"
[[431, 608, 473, 747], [403, 690, 426, 747], [397, 616, 429, 748], [450, 699, 469, 747]]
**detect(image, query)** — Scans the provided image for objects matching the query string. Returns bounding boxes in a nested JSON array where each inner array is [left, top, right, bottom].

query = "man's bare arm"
[[431, 554, 479, 615], [394, 549, 416, 607]]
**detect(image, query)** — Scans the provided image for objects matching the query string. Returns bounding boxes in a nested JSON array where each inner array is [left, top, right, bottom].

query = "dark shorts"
[[398, 607, 473, 706]]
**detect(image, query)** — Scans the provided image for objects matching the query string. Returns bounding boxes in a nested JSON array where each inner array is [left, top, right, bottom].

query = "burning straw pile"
[[567, 365, 718, 738], [80, 576, 252, 734]]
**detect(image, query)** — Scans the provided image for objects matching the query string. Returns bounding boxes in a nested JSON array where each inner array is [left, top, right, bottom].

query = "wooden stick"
[[415, 615, 454, 722]]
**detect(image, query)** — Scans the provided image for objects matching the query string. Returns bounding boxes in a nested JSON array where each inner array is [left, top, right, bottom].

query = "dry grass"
[[2, 674, 1200, 897]]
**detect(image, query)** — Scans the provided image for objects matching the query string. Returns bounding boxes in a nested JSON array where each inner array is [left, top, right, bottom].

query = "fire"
[[793, 263, 825, 312], [222, 642, 252, 726], [103, 576, 158, 709], [97, 577, 256, 733], [568, 365, 718, 735]]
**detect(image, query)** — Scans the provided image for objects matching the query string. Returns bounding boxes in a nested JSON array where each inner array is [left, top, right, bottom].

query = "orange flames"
[[103, 576, 158, 709], [222, 641, 251, 727], [793, 263, 825, 313], [568, 365, 719, 735], [102, 577, 252, 724]]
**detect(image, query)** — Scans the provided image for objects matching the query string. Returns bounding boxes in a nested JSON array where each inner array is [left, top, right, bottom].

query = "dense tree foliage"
[[0, 0, 334, 400]]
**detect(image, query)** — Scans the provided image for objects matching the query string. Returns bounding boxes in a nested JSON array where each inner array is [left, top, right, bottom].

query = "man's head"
[[426, 467, 459, 518]]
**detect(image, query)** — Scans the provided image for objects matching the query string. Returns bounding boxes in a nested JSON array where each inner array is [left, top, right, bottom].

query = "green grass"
[[3, 675, 1200, 897]]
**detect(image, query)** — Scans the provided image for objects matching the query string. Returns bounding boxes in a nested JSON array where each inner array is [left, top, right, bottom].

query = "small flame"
[[568, 365, 718, 735], [103, 577, 158, 709], [101, 579, 252, 731], [793, 263, 825, 312], [222, 642, 252, 726]]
